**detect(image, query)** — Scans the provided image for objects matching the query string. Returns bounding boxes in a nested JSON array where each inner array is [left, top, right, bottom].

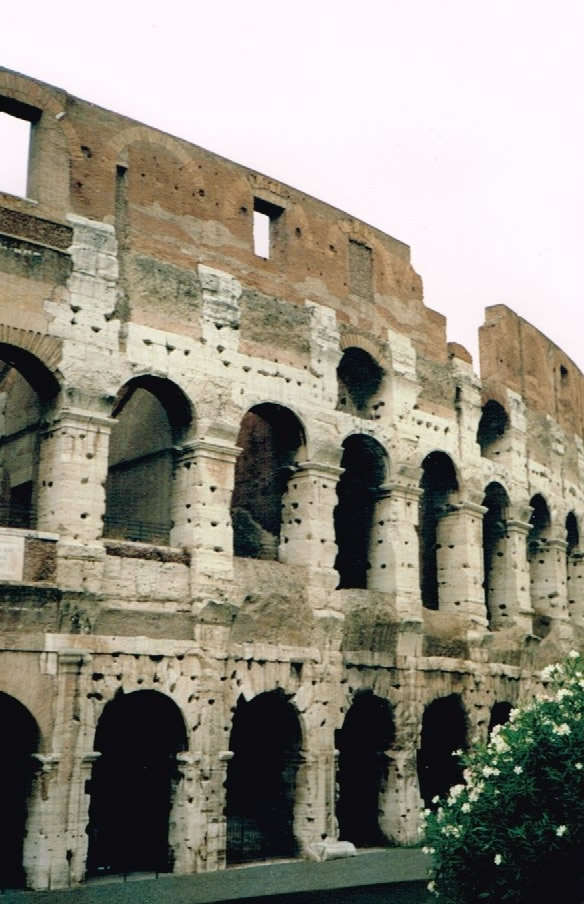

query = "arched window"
[[334, 434, 387, 589], [225, 690, 302, 863], [0, 345, 59, 530], [566, 512, 582, 619], [418, 452, 458, 609], [104, 377, 191, 544], [231, 404, 305, 560], [482, 483, 510, 627], [488, 701, 512, 734], [86, 690, 188, 876], [477, 400, 508, 457], [528, 494, 552, 627], [336, 347, 384, 418], [0, 693, 39, 887], [417, 694, 467, 809], [336, 690, 395, 847]]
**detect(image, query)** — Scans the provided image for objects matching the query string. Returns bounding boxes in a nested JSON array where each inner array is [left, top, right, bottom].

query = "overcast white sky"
[[2, 0, 583, 371]]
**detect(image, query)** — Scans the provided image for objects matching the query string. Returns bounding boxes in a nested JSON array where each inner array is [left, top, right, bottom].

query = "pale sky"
[[2, 0, 583, 371]]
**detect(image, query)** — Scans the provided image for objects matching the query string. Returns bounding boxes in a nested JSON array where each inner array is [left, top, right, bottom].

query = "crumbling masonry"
[[0, 67, 583, 889]]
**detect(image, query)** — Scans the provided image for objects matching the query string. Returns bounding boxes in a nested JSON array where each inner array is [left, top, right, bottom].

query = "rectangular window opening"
[[253, 197, 284, 258], [0, 111, 32, 199]]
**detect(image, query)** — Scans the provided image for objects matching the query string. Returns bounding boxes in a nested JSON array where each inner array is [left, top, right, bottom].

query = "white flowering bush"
[[424, 652, 584, 903]]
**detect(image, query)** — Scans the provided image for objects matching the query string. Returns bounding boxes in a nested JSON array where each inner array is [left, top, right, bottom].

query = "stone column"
[[437, 502, 488, 625], [198, 750, 234, 872], [170, 440, 240, 589], [567, 550, 584, 626], [378, 748, 421, 845], [169, 753, 202, 875], [293, 747, 338, 851], [22, 754, 60, 890], [280, 461, 341, 603], [368, 482, 422, 618], [530, 536, 569, 622], [37, 408, 112, 592], [496, 516, 533, 631]]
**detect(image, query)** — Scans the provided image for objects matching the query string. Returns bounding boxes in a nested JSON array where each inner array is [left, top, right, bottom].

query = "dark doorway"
[[86, 690, 187, 876], [225, 690, 302, 863], [417, 694, 467, 808], [418, 453, 458, 610], [336, 691, 395, 847], [0, 693, 39, 888], [334, 435, 386, 589], [488, 701, 512, 734]]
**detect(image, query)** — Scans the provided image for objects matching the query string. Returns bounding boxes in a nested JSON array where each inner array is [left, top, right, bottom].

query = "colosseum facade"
[[0, 66, 582, 891]]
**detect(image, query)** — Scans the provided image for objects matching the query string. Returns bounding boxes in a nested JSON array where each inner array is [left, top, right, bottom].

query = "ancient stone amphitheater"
[[0, 66, 582, 891]]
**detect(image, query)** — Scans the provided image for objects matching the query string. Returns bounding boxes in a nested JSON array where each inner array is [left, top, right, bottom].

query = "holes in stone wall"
[[231, 404, 304, 560], [334, 434, 387, 589]]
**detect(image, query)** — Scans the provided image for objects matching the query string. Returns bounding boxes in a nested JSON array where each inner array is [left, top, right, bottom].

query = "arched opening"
[[104, 377, 191, 545], [231, 404, 305, 560], [225, 690, 302, 863], [488, 701, 513, 734], [334, 434, 387, 589], [336, 690, 395, 847], [417, 694, 467, 809], [0, 347, 59, 530], [528, 494, 552, 628], [336, 347, 384, 418], [86, 690, 188, 877], [477, 400, 508, 456], [566, 512, 582, 618], [418, 452, 459, 610], [482, 482, 510, 627], [0, 693, 39, 888]]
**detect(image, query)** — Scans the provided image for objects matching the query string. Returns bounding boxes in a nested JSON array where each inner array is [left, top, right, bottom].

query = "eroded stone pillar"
[[567, 551, 584, 626], [493, 516, 533, 631], [530, 536, 569, 622], [170, 440, 240, 589], [169, 753, 202, 875], [22, 754, 60, 890], [280, 461, 340, 601], [294, 748, 337, 852], [436, 502, 487, 625], [378, 749, 421, 845], [368, 482, 422, 618]]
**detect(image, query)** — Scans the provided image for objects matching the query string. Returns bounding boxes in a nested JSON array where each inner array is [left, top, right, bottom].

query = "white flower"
[[556, 825, 568, 837], [448, 784, 465, 802], [513, 765, 523, 775], [482, 765, 500, 777], [461, 802, 471, 813], [576, 762, 583, 771], [422, 846, 435, 855], [553, 723, 571, 736], [494, 853, 502, 865], [427, 880, 436, 893], [557, 688, 573, 700], [432, 795, 440, 804], [541, 664, 558, 681], [569, 650, 579, 659]]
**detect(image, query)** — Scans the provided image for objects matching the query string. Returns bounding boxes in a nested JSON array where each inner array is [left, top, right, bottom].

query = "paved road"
[[213, 882, 431, 904]]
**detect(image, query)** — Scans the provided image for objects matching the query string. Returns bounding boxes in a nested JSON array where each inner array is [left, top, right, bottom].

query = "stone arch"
[[334, 433, 389, 589], [336, 689, 395, 847], [104, 375, 193, 544], [336, 346, 385, 418], [528, 493, 555, 627], [566, 511, 583, 621], [106, 127, 206, 195], [225, 689, 303, 863], [417, 694, 467, 809], [0, 692, 40, 888], [488, 701, 513, 734], [231, 403, 306, 560], [477, 399, 509, 457], [482, 482, 511, 627], [418, 451, 459, 610], [86, 689, 188, 877], [0, 340, 61, 530]]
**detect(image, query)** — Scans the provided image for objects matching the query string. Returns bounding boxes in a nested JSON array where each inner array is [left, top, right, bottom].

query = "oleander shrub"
[[424, 652, 584, 903]]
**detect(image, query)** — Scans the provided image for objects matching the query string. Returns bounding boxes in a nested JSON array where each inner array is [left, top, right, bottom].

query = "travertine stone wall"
[[0, 67, 584, 890]]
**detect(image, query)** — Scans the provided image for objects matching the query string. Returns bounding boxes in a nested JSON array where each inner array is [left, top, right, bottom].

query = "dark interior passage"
[[86, 690, 187, 876], [417, 694, 467, 808], [418, 452, 458, 610], [488, 701, 512, 734], [225, 690, 302, 863], [0, 693, 39, 888], [336, 691, 395, 847], [334, 435, 386, 589]]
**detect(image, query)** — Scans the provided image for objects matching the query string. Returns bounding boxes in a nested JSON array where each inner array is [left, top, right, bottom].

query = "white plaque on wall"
[[0, 534, 25, 581]]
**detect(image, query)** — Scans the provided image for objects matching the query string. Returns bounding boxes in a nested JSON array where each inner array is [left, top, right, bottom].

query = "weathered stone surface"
[[0, 66, 583, 891]]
